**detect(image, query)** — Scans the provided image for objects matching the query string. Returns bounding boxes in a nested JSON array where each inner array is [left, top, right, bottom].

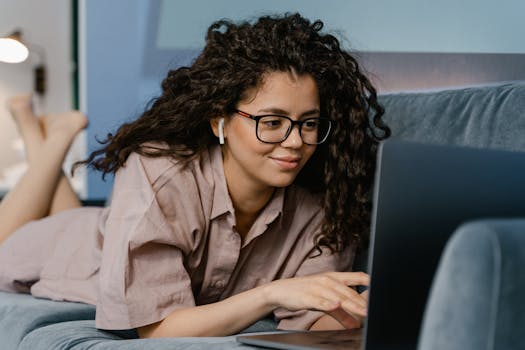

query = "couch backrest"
[[379, 81, 525, 152]]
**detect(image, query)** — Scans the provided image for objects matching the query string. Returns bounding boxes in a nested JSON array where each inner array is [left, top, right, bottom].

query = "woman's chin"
[[267, 173, 299, 188]]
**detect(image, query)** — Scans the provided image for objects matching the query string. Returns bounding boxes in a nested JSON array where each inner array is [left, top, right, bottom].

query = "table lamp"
[[0, 30, 47, 95]]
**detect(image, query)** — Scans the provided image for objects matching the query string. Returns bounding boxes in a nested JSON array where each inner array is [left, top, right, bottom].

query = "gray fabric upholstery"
[[0, 291, 273, 349], [18, 320, 261, 350], [380, 81, 525, 152], [418, 220, 525, 350], [0, 291, 95, 350]]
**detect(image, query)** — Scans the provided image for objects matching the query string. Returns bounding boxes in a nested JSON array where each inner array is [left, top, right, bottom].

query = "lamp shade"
[[0, 31, 29, 63]]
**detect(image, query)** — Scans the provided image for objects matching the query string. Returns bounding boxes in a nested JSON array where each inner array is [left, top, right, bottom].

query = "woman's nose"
[[280, 125, 303, 148]]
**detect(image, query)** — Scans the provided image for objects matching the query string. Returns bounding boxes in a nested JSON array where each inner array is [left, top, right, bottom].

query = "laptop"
[[237, 139, 525, 350]]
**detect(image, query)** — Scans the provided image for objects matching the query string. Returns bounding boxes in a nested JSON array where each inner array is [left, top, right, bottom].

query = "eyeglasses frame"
[[234, 109, 332, 145]]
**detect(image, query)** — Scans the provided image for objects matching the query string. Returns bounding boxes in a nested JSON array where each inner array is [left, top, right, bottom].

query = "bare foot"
[[41, 111, 88, 143], [7, 94, 33, 115], [6, 94, 40, 134], [6, 94, 43, 162]]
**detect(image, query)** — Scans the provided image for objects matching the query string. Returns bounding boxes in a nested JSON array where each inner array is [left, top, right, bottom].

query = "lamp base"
[[34, 64, 46, 95]]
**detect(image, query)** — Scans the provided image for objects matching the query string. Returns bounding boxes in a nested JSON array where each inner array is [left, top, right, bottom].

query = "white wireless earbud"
[[218, 118, 225, 145]]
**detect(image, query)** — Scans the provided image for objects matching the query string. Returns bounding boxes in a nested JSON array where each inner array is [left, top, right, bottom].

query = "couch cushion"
[[0, 291, 95, 349], [379, 81, 525, 152], [418, 219, 525, 350], [18, 320, 262, 350], [0, 290, 277, 349]]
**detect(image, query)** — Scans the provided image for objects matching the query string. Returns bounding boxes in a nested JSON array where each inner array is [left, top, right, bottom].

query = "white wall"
[[0, 0, 85, 197]]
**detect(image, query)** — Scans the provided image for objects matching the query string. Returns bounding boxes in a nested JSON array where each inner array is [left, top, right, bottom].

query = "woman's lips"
[[270, 156, 301, 170]]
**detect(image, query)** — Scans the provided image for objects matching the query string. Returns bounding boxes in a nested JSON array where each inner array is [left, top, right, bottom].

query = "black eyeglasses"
[[235, 109, 332, 145]]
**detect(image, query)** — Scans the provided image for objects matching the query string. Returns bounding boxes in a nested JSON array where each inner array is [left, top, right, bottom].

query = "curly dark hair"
[[76, 13, 390, 254]]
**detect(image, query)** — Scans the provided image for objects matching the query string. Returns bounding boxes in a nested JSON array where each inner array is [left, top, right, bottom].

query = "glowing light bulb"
[[0, 38, 29, 63]]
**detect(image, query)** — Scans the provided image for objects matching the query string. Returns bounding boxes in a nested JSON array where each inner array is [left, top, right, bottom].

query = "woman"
[[0, 13, 389, 338]]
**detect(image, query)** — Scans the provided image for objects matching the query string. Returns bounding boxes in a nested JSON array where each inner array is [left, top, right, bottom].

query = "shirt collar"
[[210, 146, 234, 219], [242, 187, 285, 247], [209, 145, 285, 226]]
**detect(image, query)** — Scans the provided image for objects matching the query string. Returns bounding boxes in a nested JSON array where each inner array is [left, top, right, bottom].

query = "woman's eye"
[[262, 118, 284, 128], [304, 119, 320, 129]]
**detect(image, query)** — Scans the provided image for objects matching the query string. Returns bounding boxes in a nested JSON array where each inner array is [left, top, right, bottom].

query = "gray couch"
[[380, 80, 525, 350], [1, 80, 524, 349], [419, 219, 525, 350]]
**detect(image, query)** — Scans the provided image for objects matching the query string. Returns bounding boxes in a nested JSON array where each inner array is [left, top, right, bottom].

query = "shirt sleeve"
[[95, 153, 199, 330], [274, 244, 354, 331]]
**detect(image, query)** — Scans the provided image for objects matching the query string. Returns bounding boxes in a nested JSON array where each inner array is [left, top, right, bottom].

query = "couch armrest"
[[418, 219, 525, 350]]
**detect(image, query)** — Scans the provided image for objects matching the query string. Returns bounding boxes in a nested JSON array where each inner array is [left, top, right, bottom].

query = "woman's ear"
[[210, 117, 226, 145]]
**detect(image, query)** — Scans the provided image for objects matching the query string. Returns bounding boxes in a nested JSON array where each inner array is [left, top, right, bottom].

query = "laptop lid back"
[[364, 140, 525, 350]]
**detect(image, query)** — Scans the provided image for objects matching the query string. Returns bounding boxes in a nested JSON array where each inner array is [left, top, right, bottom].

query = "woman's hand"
[[325, 289, 369, 329], [263, 271, 370, 328], [138, 271, 369, 338]]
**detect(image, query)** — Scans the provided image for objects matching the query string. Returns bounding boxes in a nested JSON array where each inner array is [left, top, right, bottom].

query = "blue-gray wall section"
[[83, 0, 525, 199]]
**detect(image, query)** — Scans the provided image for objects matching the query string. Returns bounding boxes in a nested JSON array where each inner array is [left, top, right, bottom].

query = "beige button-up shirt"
[[0, 146, 353, 331]]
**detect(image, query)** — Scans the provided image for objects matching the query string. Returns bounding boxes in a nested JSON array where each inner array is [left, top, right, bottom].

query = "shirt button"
[[214, 280, 225, 288]]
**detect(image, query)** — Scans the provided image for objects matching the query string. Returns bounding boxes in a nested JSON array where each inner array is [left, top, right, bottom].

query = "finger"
[[311, 298, 341, 312], [299, 283, 343, 312], [340, 298, 368, 317], [326, 271, 370, 287], [313, 281, 368, 315], [319, 277, 368, 309], [312, 286, 350, 310], [331, 285, 368, 310]]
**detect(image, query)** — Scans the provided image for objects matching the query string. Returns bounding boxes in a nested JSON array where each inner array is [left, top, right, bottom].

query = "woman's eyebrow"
[[257, 107, 321, 117]]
